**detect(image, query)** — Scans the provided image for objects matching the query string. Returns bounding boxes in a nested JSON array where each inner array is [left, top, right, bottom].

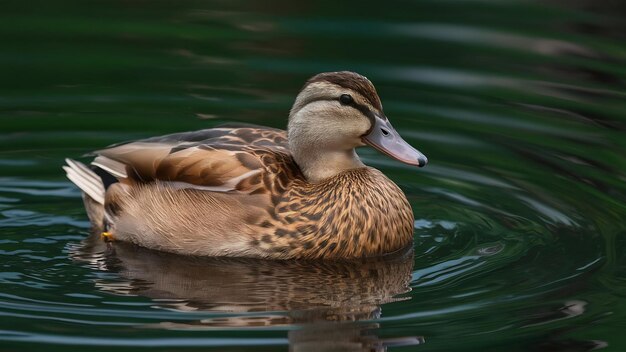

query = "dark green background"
[[1, 0, 625, 351]]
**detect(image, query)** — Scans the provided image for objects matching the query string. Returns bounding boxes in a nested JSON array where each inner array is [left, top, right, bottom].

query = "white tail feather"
[[64, 159, 105, 204], [91, 155, 128, 178], [66, 159, 103, 193]]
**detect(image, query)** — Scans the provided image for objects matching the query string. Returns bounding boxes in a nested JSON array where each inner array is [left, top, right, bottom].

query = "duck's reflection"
[[71, 234, 424, 351]]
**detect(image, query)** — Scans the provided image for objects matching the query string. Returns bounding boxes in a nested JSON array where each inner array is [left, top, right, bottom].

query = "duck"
[[63, 71, 428, 260]]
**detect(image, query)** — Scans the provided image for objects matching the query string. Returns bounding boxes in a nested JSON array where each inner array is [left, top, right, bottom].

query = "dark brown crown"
[[306, 71, 382, 111]]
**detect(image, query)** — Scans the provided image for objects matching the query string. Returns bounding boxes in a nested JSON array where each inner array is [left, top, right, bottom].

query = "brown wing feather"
[[94, 127, 301, 193], [140, 126, 287, 147]]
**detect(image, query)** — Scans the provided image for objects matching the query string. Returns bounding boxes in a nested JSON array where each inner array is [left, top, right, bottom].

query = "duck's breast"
[[268, 167, 414, 259]]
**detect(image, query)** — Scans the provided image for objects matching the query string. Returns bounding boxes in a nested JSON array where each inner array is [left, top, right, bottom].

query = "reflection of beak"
[[362, 115, 428, 167]]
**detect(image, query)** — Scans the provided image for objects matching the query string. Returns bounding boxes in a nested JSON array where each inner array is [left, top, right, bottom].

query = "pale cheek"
[[289, 102, 371, 148], [330, 117, 370, 147], [347, 115, 371, 137]]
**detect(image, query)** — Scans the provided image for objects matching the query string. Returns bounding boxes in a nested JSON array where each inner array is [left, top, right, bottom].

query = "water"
[[1, 0, 625, 351]]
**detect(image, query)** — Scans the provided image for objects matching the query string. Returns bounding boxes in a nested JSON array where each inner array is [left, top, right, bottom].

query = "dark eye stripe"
[[306, 96, 380, 127], [336, 95, 372, 117], [351, 101, 378, 135], [350, 101, 376, 121]]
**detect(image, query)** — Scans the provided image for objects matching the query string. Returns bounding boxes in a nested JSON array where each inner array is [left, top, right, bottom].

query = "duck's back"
[[94, 126, 302, 192]]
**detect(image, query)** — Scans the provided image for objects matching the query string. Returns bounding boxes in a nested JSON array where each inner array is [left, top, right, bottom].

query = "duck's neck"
[[291, 147, 365, 183]]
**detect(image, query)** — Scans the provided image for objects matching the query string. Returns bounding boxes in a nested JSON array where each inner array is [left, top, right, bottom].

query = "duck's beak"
[[362, 114, 428, 167]]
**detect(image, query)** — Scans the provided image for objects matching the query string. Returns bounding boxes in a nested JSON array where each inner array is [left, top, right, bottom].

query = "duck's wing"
[[92, 127, 301, 194]]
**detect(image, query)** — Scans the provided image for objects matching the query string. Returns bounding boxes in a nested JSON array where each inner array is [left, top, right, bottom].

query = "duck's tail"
[[64, 159, 110, 232], [63, 158, 105, 204]]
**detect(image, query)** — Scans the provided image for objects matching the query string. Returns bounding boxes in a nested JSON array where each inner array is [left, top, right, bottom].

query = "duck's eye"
[[339, 94, 353, 105]]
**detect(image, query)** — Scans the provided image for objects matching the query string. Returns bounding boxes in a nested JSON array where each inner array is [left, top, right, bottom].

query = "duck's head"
[[288, 71, 427, 182]]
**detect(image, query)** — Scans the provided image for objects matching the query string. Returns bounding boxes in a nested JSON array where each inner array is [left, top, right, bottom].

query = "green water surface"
[[1, 1, 626, 351]]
